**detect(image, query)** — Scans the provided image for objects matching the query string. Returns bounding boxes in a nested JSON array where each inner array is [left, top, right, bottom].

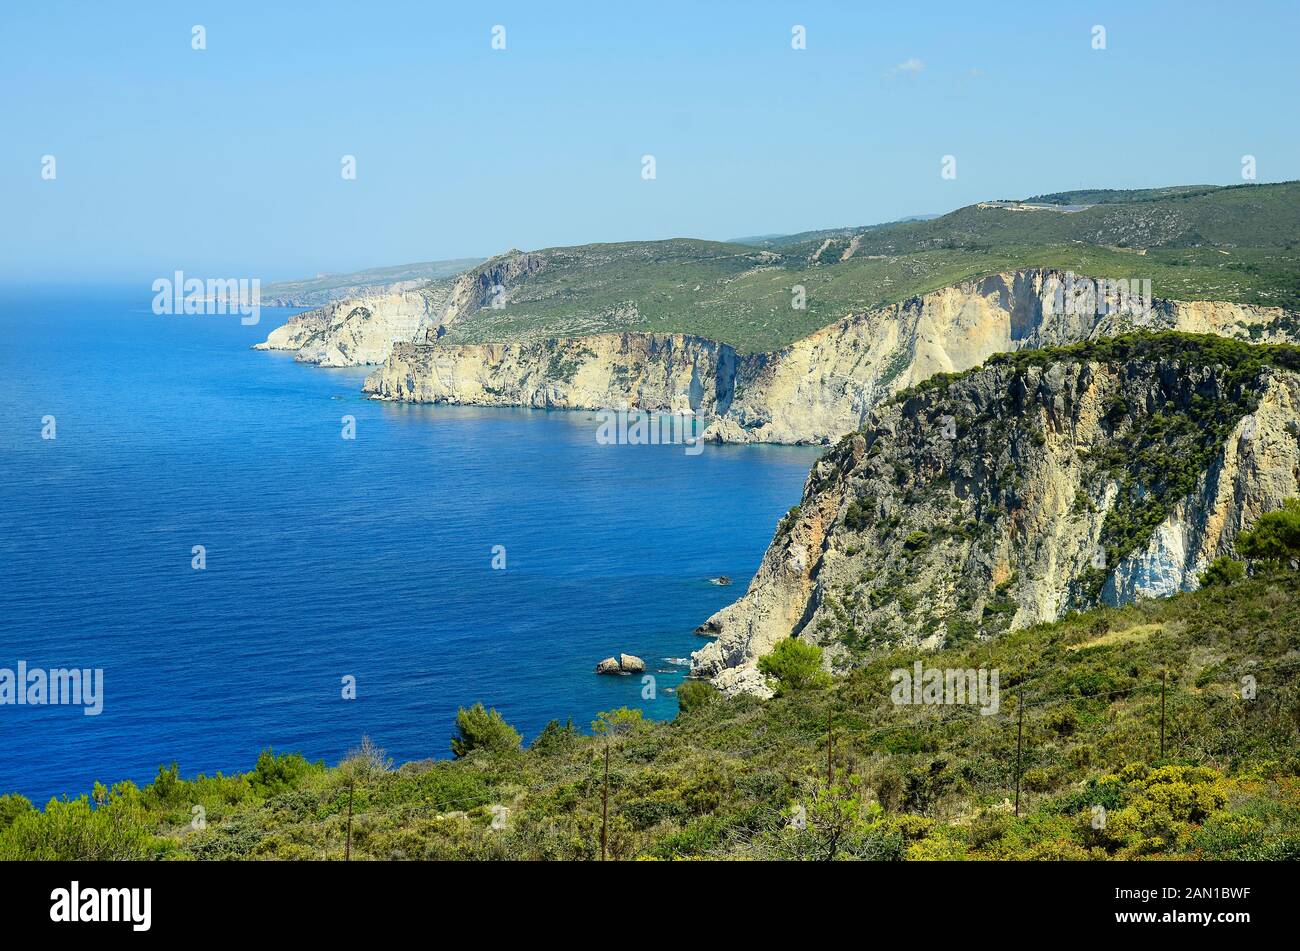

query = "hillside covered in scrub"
[[432, 181, 1300, 351], [2, 564, 1298, 861], [259, 181, 1300, 368]]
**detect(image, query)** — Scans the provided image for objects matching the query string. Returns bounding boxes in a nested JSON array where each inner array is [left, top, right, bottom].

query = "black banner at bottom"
[[0, 860, 1287, 938]]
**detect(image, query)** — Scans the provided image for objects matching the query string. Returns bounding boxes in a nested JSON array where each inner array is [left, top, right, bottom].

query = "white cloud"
[[887, 57, 925, 78]]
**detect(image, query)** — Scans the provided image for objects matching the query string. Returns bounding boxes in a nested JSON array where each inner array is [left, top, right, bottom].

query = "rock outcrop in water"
[[355, 269, 1298, 444], [595, 654, 646, 675], [690, 334, 1300, 694]]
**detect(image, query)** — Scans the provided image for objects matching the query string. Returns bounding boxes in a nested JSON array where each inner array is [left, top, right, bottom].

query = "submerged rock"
[[710, 576, 733, 586]]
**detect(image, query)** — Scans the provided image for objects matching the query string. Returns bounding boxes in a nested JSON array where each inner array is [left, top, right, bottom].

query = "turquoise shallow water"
[[0, 287, 819, 804]]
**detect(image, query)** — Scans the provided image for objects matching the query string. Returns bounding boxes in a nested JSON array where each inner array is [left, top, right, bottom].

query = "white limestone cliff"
[[353, 268, 1297, 445]]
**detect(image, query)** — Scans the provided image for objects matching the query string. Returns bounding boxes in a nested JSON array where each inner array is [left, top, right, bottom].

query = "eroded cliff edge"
[[362, 332, 738, 414], [356, 268, 1298, 444], [254, 289, 447, 367], [254, 250, 543, 367], [690, 335, 1300, 696]]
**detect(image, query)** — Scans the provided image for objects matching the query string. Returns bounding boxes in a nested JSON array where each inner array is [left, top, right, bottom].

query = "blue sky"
[[2, 0, 1297, 282]]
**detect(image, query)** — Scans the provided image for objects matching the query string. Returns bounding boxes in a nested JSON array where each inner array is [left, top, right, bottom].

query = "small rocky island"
[[595, 653, 645, 675]]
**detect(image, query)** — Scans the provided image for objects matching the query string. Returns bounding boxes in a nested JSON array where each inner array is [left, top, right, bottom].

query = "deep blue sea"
[[0, 287, 819, 804]]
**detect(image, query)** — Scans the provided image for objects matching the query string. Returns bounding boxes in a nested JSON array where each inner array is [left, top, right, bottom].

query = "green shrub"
[[758, 639, 831, 694], [250, 749, 317, 796], [0, 795, 160, 861], [903, 530, 931, 552], [0, 794, 33, 831], [776, 505, 802, 536], [150, 762, 183, 804], [450, 703, 522, 757], [1238, 499, 1300, 567], [843, 498, 874, 532], [592, 706, 645, 736], [967, 810, 1010, 850], [650, 813, 730, 858], [676, 679, 720, 714], [529, 718, 578, 755], [1045, 707, 1079, 737], [1093, 764, 1230, 856], [1200, 555, 1245, 587]]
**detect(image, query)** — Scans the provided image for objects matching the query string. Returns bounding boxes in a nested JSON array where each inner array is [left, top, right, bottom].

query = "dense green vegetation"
[[1025, 185, 1222, 206], [1201, 556, 1247, 588], [781, 181, 1300, 259], [759, 639, 832, 695], [451, 703, 522, 758], [1237, 499, 1300, 568], [981, 329, 1300, 376], [437, 182, 1300, 354], [4, 561, 1297, 860]]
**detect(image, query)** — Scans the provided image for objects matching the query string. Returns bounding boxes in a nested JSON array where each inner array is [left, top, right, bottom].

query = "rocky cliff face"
[[354, 268, 1298, 443], [254, 250, 546, 367], [691, 336, 1300, 695], [254, 288, 451, 366], [363, 331, 737, 414], [439, 249, 546, 324], [706, 271, 1296, 444]]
